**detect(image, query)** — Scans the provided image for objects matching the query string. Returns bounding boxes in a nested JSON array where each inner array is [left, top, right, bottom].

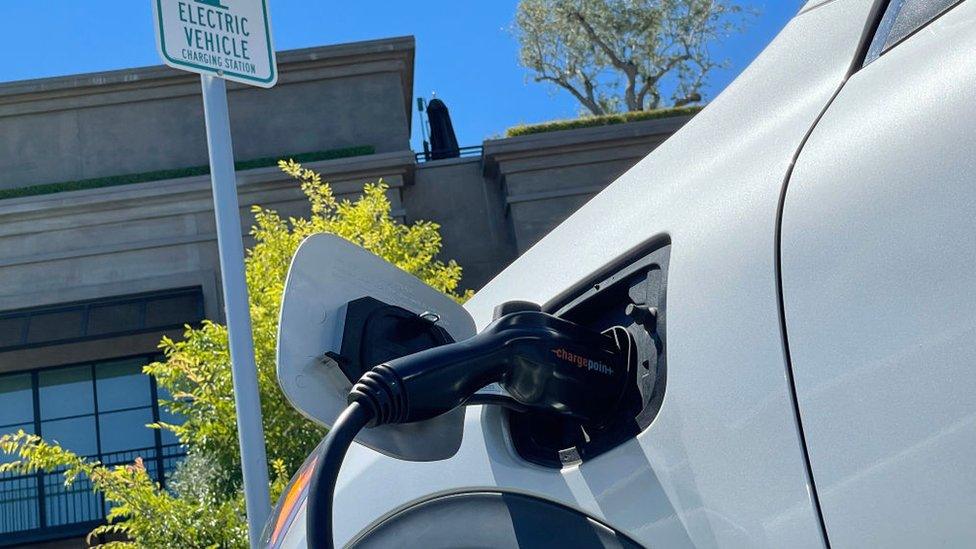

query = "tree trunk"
[[624, 74, 639, 112]]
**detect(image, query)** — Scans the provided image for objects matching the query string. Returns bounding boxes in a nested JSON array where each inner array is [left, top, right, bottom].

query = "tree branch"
[[565, 9, 630, 73], [672, 92, 702, 107], [514, 0, 749, 114], [636, 54, 689, 110], [565, 8, 639, 111], [535, 75, 604, 115]]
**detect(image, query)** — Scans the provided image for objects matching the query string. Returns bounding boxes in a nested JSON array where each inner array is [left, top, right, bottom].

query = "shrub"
[[505, 105, 702, 137]]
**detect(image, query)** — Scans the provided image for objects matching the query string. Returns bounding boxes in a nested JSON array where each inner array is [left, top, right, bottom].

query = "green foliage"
[[0, 431, 260, 548], [505, 105, 702, 137], [0, 160, 469, 547], [0, 146, 375, 201], [150, 160, 470, 490], [514, 0, 752, 115]]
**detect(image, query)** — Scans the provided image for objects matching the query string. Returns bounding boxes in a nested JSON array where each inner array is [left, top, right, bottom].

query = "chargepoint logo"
[[552, 348, 614, 375]]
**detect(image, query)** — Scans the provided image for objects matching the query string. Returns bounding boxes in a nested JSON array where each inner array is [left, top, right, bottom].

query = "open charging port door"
[[507, 241, 670, 467], [278, 234, 476, 462]]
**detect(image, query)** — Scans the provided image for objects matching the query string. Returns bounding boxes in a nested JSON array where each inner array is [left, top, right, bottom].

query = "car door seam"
[[774, 3, 893, 545]]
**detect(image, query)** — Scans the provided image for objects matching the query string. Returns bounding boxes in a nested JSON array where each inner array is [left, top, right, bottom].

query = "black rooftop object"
[[426, 99, 460, 160]]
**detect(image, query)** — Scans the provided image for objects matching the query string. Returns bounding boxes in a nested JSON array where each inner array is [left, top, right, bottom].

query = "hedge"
[[0, 145, 375, 201], [505, 106, 703, 138]]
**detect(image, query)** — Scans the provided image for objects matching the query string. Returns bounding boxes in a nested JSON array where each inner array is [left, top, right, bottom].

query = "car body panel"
[[279, 0, 886, 547], [309, 1, 879, 547], [781, 2, 976, 546], [801, 0, 845, 14]]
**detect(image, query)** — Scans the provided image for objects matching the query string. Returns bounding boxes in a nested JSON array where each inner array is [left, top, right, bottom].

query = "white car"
[[267, 0, 976, 547]]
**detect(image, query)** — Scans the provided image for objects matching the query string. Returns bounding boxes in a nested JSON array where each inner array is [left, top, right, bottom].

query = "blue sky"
[[0, 1, 805, 149]]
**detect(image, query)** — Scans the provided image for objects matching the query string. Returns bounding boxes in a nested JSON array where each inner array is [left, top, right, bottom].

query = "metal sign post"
[[153, 1, 278, 546], [200, 74, 271, 548]]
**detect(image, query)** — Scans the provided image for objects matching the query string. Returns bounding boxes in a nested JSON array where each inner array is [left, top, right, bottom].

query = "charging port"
[[507, 241, 669, 467]]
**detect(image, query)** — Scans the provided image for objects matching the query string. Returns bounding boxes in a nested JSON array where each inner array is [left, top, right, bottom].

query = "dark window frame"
[[863, 0, 967, 66], [0, 353, 186, 544], [0, 287, 204, 353]]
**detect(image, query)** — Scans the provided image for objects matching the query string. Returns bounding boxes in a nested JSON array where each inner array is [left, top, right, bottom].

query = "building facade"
[[0, 36, 689, 546]]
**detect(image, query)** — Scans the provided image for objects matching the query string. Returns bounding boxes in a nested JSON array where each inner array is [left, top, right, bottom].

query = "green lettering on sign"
[[196, 0, 229, 10], [153, 0, 277, 88]]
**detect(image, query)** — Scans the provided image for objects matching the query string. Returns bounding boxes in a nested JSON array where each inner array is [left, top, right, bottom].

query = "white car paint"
[[781, 1, 976, 546], [320, 0, 870, 546], [276, 0, 976, 547]]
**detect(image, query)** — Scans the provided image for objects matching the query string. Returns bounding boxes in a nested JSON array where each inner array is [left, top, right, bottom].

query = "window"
[[0, 356, 185, 540], [864, 0, 965, 65], [0, 287, 204, 353]]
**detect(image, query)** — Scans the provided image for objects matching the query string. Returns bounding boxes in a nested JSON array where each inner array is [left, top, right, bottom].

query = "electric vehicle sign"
[[153, 0, 278, 88]]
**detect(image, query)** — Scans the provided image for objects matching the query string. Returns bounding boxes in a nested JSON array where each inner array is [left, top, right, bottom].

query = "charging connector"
[[307, 305, 631, 549]]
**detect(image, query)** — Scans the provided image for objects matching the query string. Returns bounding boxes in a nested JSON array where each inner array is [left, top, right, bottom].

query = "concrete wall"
[[406, 157, 517, 289], [0, 37, 414, 191], [0, 151, 413, 372], [482, 116, 691, 254]]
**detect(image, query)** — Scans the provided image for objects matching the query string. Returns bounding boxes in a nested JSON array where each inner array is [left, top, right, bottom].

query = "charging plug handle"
[[308, 307, 631, 549], [349, 309, 630, 427]]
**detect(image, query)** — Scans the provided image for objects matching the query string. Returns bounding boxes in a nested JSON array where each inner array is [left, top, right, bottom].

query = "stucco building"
[[0, 36, 689, 547]]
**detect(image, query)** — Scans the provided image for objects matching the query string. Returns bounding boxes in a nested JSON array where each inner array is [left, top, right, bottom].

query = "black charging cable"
[[305, 394, 529, 549], [306, 402, 373, 549], [306, 309, 631, 549]]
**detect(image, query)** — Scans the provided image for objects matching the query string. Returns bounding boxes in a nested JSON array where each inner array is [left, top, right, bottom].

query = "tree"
[[1, 160, 470, 548], [514, 0, 751, 115]]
